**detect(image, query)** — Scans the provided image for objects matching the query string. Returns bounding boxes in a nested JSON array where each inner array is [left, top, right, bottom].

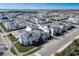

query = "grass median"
[[14, 42, 36, 53], [55, 38, 79, 56], [23, 47, 41, 56], [0, 22, 11, 32], [7, 33, 17, 42], [10, 47, 17, 55]]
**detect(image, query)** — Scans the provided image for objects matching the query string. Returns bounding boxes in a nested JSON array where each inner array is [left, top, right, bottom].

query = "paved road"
[[0, 28, 13, 56], [0, 33, 12, 49], [33, 28, 79, 56], [1, 50, 13, 56], [0, 34, 13, 56], [0, 28, 12, 49], [0, 28, 24, 56]]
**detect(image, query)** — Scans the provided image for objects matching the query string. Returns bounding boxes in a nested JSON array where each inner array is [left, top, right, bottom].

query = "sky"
[[0, 3, 79, 9]]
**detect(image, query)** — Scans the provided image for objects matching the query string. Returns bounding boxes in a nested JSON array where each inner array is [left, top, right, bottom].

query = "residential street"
[[0, 33, 13, 56], [0, 27, 13, 56], [0, 28, 12, 49]]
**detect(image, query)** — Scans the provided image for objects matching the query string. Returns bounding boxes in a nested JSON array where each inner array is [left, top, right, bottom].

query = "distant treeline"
[[0, 11, 38, 13], [7, 11, 38, 13]]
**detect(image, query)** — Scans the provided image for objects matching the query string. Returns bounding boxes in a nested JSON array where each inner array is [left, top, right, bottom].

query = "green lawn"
[[23, 47, 40, 56], [0, 22, 11, 32], [10, 47, 17, 55], [14, 42, 36, 53], [56, 38, 79, 56], [3, 35, 6, 37], [7, 33, 17, 42], [2, 25, 11, 32]]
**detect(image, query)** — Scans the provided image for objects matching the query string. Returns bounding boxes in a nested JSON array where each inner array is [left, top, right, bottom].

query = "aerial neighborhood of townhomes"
[[0, 3, 79, 56]]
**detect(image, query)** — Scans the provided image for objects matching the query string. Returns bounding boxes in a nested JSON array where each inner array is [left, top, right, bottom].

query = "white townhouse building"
[[68, 16, 79, 24], [3, 20, 26, 30], [62, 22, 73, 30], [37, 25, 53, 37], [12, 29, 41, 45], [44, 22, 65, 36], [12, 28, 49, 45], [3, 20, 18, 30]]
